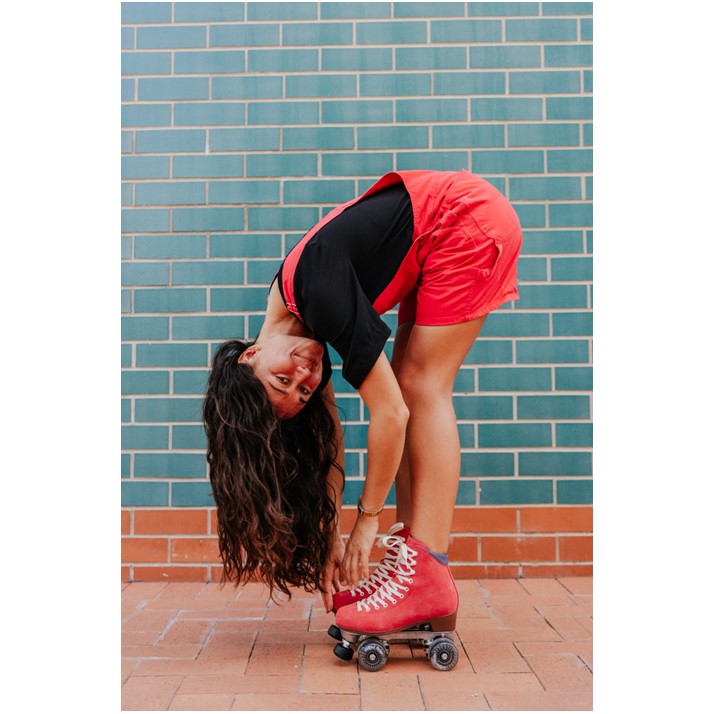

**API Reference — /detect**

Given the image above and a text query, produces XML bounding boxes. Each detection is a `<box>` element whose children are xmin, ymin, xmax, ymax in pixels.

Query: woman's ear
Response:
<box><xmin>237</xmin><ymin>344</ymin><xmax>260</xmax><ymax>364</ymax></box>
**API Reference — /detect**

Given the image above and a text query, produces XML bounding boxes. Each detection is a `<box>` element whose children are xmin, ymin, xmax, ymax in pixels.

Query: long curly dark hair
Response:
<box><xmin>203</xmin><ymin>338</ymin><xmax>343</xmax><ymax>600</ymax></box>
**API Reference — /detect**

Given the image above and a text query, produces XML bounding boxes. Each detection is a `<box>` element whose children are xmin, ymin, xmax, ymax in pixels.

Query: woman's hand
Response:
<box><xmin>340</xmin><ymin>516</ymin><xmax>380</xmax><ymax>589</ymax></box>
<box><xmin>320</xmin><ymin>530</ymin><xmax>345</xmax><ymax>613</ymax></box>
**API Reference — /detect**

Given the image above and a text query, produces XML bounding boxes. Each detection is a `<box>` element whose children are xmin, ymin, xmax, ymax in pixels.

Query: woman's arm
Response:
<box><xmin>340</xmin><ymin>352</ymin><xmax>410</xmax><ymax>588</ymax></box>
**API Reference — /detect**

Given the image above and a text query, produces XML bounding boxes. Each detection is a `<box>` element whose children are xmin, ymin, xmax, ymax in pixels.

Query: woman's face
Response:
<box><xmin>238</xmin><ymin>334</ymin><xmax>324</xmax><ymax>419</ymax></box>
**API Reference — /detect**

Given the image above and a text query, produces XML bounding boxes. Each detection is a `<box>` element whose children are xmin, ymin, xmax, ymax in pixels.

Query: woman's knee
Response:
<box><xmin>397</xmin><ymin>363</ymin><xmax>453</xmax><ymax>409</ymax></box>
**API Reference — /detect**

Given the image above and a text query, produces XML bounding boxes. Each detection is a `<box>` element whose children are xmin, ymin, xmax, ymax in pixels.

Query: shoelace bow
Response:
<box><xmin>347</xmin><ymin>523</ymin><xmax>406</xmax><ymax>597</ymax></box>
<box><xmin>356</xmin><ymin>541</ymin><xmax>418</xmax><ymax>612</ymax></box>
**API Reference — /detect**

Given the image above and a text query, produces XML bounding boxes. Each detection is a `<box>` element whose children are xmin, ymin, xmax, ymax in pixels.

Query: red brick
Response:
<box><xmin>134</xmin><ymin>509</ymin><xmax>209</xmax><ymax>535</ymax></box>
<box><xmin>452</xmin><ymin>564</ymin><xmax>520</xmax><ymax>579</ymax></box>
<box><xmin>523</xmin><ymin>652</ymin><xmax>592</xmax><ymax>690</ymax></box>
<box><xmin>487</xmin><ymin>689</ymin><xmax>592</xmax><ymax>711</ymax></box>
<box><xmin>300</xmin><ymin>654</ymin><xmax>359</xmax><ymax>695</ymax></box>
<box><xmin>132</xmin><ymin>565</ymin><xmax>209</xmax><ymax>581</ymax></box>
<box><xmin>448</xmin><ymin>534</ymin><xmax>478</xmax><ymax>561</ymax></box>
<box><xmin>520</xmin><ymin>506</ymin><xmax>592</xmax><ymax>533</ymax></box>
<box><xmin>245</xmin><ymin>643</ymin><xmax>303</xmax><ymax>676</ymax></box>
<box><xmin>168</xmin><ymin>693</ymin><xmax>235</xmax><ymax>710</ymax></box>
<box><xmin>481</xmin><ymin>536</ymin><xmax>556</xmax><ymax>562</ymax></box>
<box><xmin>417</xmin><ymin>672</ymin><xmax>491</xmax><ymax>710</ymax></box>
<box><xmin>420</xmin><ymin>687</ymin><xmax>490</xmax><ymax>711</ymax></box>
<box><xmin>452</xmin><ymin>506</ymin><xmax>518</xmax><ymax>533</ymax></box>
<box><xmin>469</xmin><ymin>641</ymin><xmax>531</xmax><ymax>673</ymax></box>
<box><xmin>559</xmin><ymin>576</ymin><xmax>593</xmax><ymax>595</ymax></box>
<box><xmin>121</xmin><ymin>675</ymin><xmax>182</xmax><ymax>711</ymax></box>
<box><xmin>559</xmin><ymin>535</ymin><xmax>593</xmax><ymax>561</ymax></box>
<box><xmin>170</xmin><ymin>537</ymin><xmax>220</xmax><ymax>563</ymax></box>
<box><xmin>232</xmin><ymin>693</ymin><xmax>359</xmax><ymax>710</ymax></box>
<box><xmin>360</xmin><ymin>673</ymin><xmax>424</xmax><ymax>711</ymax></box>
<box><xmin>522</xmin><ymin>563</ymin><xmax>592</xmax><ymax>578</ymax></box>
<box><xmin>518</xmin><ymin>578</ymin><xmax>572</xmax><ymax>598</ymax></box>
<box><xmin>122</xmin><ymin>537</ymin><xmax>168</xmax><ymax>563</ymax></box>
<box><xmin>157</xmin><ymin>619</ymin><xmax>213</xmax><ymax>647</ymax></box>
<box><xmin>176</xmin><ymin>672</ymin><xmax>298</xmax><ymax>695</ymax></box>
<box><xmin>122</xmin><ymin>510</ymin><xmax>131</xmax><ymax>535</ymax></box>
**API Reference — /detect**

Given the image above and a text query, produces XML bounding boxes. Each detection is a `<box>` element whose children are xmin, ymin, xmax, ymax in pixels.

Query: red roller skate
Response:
<box><xmin>327</xmin><ymin>523</ymin><xmax>410</xmax><ymax>642</ymax></box>
<box><xmin>332</xmin><ymin>533</ymin><xmax>459</xmax><ymax>672</ymax></box>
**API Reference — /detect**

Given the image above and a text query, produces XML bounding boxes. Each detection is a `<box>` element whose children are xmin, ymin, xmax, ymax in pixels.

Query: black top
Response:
<box><xmin>277</xmin><ymin>183</ymin><xmax>413</xmax><ymax>388</ymax></box>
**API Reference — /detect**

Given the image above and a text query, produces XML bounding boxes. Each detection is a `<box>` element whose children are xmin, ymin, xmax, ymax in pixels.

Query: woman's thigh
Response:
<box><xmin>396</xmin><ymin>317</ymin><xmax>488</xmax><ymax>400</ymax></box>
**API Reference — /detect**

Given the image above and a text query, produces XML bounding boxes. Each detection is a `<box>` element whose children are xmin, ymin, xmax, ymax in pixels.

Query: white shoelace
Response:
<box><xmin>355</xmin><ymin>540</ymin><xmax>418</xmax><ymax>612</ymax></box>
<box><xmin>346</xmin><ymin>523</ymin><xmax>408</xmax><ymax>597</ymax></box>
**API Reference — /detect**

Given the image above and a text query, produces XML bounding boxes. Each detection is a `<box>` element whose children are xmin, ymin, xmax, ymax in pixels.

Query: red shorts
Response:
<box><xmin>373</xmin><ymin>172</ymin><xmax>523</xmax><ymax>327</ymax></box>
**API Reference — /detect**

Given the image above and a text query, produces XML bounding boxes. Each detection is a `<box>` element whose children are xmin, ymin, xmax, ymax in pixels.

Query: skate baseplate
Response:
<box><xmin>328</xmin><ymin>622</ymin><xmax>459</xmax><ymax>671</ymax></box>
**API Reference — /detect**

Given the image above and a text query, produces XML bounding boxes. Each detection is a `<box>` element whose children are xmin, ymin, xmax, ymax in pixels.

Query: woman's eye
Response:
<box><xmin>277</xmin><ymin>376</ymin><xmax>289</xmax><ymax>384</ymax></box>
<box><xmin>300</xmin><ymin>387</ymin><xmax>310</xmax><ymax>396</ymax></box>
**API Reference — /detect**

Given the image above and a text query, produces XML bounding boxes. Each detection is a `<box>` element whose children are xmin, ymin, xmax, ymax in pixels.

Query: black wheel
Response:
<box><xmin>358</xmin><ymin>638</ymin><xmax>389</xmax><ymax>672</ymax></box>
<box><xmin>327</xmin><ymin>624</ymin><xmax>342</xmax><ymax>641</ymax></box>
<box><xmin>428</xmin><ymin>637</ymin><xmax>459</xmax><ymax>671</ymax></box>
<box><xmin>333</xmin><ymin>642</ymin><xmax>354</xmax><ymax>661</ymax></box>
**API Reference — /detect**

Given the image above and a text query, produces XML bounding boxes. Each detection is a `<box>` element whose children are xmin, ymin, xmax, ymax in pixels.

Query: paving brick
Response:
<box><xmin>359</xmin><ymin>672</ymin><xmax>425</xmax><ymax>710</ymax></box>
<box><xmin>230</xmin><ymin>692</ymin><xmax>360</xmax><ymax>710</ymax></box>
<box><xmin>300</xmin><ymin>654</ymin><xmax>360</xmax><ymax>694</ymax></box>
<box><xmin>518</xmin><ymin>577</ymin><xmax>573</xmax><ymax>598</ymax></box>
<box><xmin>157</xmin><ymin>620</ymin><xmax>213</xmax><ymax>647</ymax></box>
<box><xmin>417</xmin><ymin>672</ymin><xmax>491</xmax><ymax>710</ymax></box>
<box><xmin>524</xmin><ymin>652</ymin><xmax>592</xmax><ymax>690</ymax></box>
<box><xmin>177</xmin><ymin>672</ymin><xmax>300</xmax><ymax>695</ymax></box>
<box><xmin>123</xmin><ymin>643</ymin><xmax>203</xmax><ymax>660</ymax></box>
<box><xmin>545</xmin><ymin>615</ymin><xmax>593</xmax><ymax>641</ymax></box>
<box><xmin>121</xmin><ymin>675</ymin><xmax>183</xmax><ymax>711</ymax></box>
<box><xmin>134</xmin><ymin>658</ymin><xmax>250</xmax><ymax>677</ymax></box>
<box><xmin>470</xmin><ymin>671</ymin><xmax>544</xmax><ymax>692</ymax></box>
<box><xmin>486</xmin><ymin>689</ymin><xmax>592</xmax><ymax>711</ymax></box>
<box><xmin>559</xmin><ymin>576</ymin><xmax>593</xmax><ymax>595</ymax></box>
<box><xmin>469</xmin><ymin>641</ymin><xmax>532</xmax><ymax>673</ymax></box>
<box><xmin>168</xmin><ymin>692</ymin><xmax>235</xmax><ymax>710</ymax></box>
<box><xmin>245</xmin><ymin>642</ymin><xmax>304</xmax><ymax>676</ymax></box>
<box><xmin>122</xmin><ymin>577</ymin><xmax>591</xmax><ymax>709</ymax></box>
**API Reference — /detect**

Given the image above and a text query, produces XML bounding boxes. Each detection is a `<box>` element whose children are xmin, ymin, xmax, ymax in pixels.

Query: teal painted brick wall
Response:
<box><xmin>121</xmin><ymin>2</ymin><xmax>593</xmax><ymax>510</ymax></box>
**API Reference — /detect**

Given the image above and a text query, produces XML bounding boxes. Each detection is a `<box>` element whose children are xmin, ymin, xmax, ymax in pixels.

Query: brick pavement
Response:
<box><xmin>121</xmin><ymin>577</ymin><xmax>592</xmax><ymax>711</ymax></box>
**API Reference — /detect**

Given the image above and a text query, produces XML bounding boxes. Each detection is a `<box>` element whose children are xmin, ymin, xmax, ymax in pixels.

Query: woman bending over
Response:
<box><xmin>203</xmin><ymin>170</ymin><xmax>522</xmax><ymax>633</ymax></box>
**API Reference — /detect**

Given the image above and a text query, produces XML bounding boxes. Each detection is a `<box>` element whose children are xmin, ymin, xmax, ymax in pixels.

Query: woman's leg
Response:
<box><xmin>395</xmin><ymin>316</ymin><xmax>488</xmax><ymax>554</ymax></box>
<box><xmin>334</xmin><ymin>316</ymin><xmax>488</xmax><ymax>633</ymax></box>
<box><xmin>390</xmin><ymin>321</ymin><xmax>415</xmax><ymax>525</ymax></box>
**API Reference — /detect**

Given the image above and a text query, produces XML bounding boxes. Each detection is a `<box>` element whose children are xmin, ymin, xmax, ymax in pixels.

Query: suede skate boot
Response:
<box><xmin>332</xmin><ymin>523</ymin><xmax>411</xmax><ymax>612</ymax></box>
<box><xmin>334</xmin><ymin>533</ymin><xmax>459</xmax><ymax>636</ymax></box>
